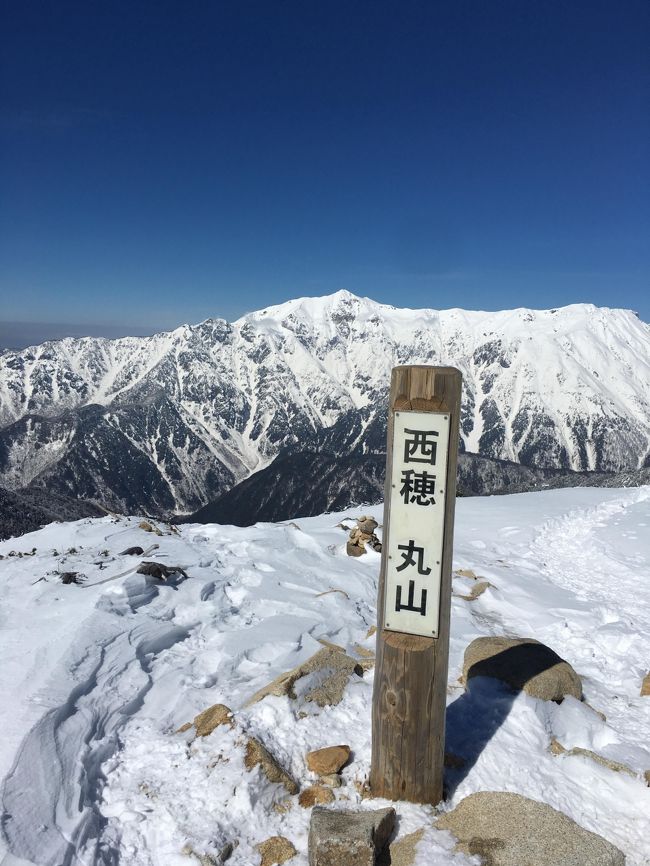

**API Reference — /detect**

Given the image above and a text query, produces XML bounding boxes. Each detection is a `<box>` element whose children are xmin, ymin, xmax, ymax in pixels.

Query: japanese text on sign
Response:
<box><xmin>383</xmin><ymin>410</ymin><xmax>450</xmax><ymax>637</ymax></box>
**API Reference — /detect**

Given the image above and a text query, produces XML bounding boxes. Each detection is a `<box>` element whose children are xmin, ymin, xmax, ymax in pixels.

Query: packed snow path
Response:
<box><xmin>0</xmin><ymin>487</ymin><xmax>649</xmax><ymax>865</ymax></box>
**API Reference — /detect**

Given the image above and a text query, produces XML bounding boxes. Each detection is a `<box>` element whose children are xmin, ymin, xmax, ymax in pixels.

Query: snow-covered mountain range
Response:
<box><xmin>1</xmin><ymin>290</ymin><xmax>649</xmax><ymax>516</ymax></box>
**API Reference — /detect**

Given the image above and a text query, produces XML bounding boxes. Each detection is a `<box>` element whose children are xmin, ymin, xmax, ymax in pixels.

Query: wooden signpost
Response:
<box><xmin>370</xmin><ymin>365</ymin><xmax>462</xmax><ymax>804</ymax></box>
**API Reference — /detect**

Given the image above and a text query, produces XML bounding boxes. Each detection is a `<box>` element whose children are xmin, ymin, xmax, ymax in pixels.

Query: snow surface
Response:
<box><xmin>0</xmin><ymin>486</ymin><xmax>649</xmax><ymax>865</ymax></box>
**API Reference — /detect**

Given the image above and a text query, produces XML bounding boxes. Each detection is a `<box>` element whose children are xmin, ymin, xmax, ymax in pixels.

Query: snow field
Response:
<box><xmin>0</xmin><ymin>486</ymin><xmax>649</xmax><ymax>865</ymax></box>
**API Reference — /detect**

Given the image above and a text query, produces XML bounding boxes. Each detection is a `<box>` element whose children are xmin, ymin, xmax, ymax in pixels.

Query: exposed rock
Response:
<box><xmin>306</xmin><ymin>745</ymin><xmax>350</xmax><ymax>775</ymax></box>
<box><xmin>219</xmin><ymin>843</ymin><xmax>234</xmax><ymax>863</ymax></box>
<box><xmin>351</xmin><ymin>644</ymin><xmax>375</xmax><ymax>672</ymax></box>
<box><xmin>138</xmin><ymin>521</ymin><xmax>154</xmax><ymax>532</ymax></box>
<box><xmin>353</xmin><ymin>644</ymin><xmax>375</xmax><ymax>659</ymax></box>
<box><xmin>245</xmin><ymin>647</ymin><xmax>363</xmax><ymax>708</ymax></box>
<box><xmin>244</xmin><ymin>738</ymin><xmax>299</xmax><ymax>795</ymax></box>
<box><xmin>641</xmin><ymin>672</ymin><xmax>650</xmax><ymax>696</ymax></box>
<box><xmin>462</xmin><ymin>636</ymin><xmax>582</xmax><ymax>701</ymax></box>
<box><xmin>193</xmin><ymin>704</ymin><xmax>234</xmax><ymax>737</ymax></box>
<box><xmin>353</xmin><ymin>778</ymin><xmax>373</xmax><ymax>800</ymax></box>
<box><xmin>346</xmin><ymin>516</ymin><xmax>382</xmax><ymax>557</ymax></box>
<box><xmin>308</xmin><ymin>806</ymin><xmax>395</xmax><ymax>866</ymax></box>
<box><xmin>583</xmin><ymin>701</ymin><xmax>607</xmax><ymax>721</ymax></box>
<box><xmin>176</xmin><ymin>721</ymin><xmax>193</xmax><ymax>734</ymax></box>
<box><xmin>319</xmin><ymin>773</ymin><xmax>341</xmax><ymax>788</ymax></box>
<box><xmin>257</xmin><ymin>836</ymin><xmax>297</xmax><ymax>866</ymax></box>
<box><xmin>366</xmin><ymin>625</ymin><xmax>377</xmax><ymax>638</ymax></box>
<box><xmin>456</xmin><ymin>580</ymin><xmax>491</xmax><ymax>601</ymax></box>
<box><xmin>59</xmin><ymin>571</ymin><xmax>85</xmax><ymax>585</ymax></box>
<box><xmin>298</xmin><ymin>785</ymin><xmax>336</xmax><ymax>808</ymax></box>
<box><xmin>182</xmin><ymin>842</ymin><xmax>234</xmax><ymax>865</ymax></box>
<box><xmin>455</xmin><ymin>568</ymin><xmax>478</xmax><ymax>579</ymax></box>
<box><xmin>357</xmin><ymin>516</ymin><xmax>378</xmax><ymax>534</ymax></box>
<box><xmin>645</xmin><ymin>769</ymin><xmax>650</xmax><ymax>786</ymax></box>
<box><xmin>549</xmin><ymin>739</ymin><xmax>636</xmax><ymax>776</ymax></box>
<box><xmin>380</xmin><ymin>829</ymin><xmax>425</xmax><ymax>866</ymax></box>
<box><xmin>137</xmin><ymin>560</ymin><xmax>189</xmax><ymax>580</ymax></box>
<box><xmin>120</xmin><ymin>545</ymin><xmax>144</xmax><ymax>556</ymax></box>
<box><xmin>436</xmin><ymin>791</ymin><xmax>624</xmax><ymax>866</ymax></box>
<box><xmin>317</xmin><ymin>637</ymin><xmax>346</xmax><ymax>652</ymax></box>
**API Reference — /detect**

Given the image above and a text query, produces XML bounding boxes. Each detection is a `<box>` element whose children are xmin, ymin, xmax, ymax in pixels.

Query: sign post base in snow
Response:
<box><xmin>370</xmin><ymin>365</ymin><xmax>462</xmax><ymax>804</ymax></box>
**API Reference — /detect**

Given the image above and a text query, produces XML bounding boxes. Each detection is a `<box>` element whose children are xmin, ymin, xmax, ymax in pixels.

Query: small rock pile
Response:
<box><xmin>298</xmin><ymin>744</ymin><xmax>352</xmax><ymax>808</ymax></box>
<box><xmin>346</xmin><ymin>516</ymin><xmax>381</xmax><ymax>557</ymax></box>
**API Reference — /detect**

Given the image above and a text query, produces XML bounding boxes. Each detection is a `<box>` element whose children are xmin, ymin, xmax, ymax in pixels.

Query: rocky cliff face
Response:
<box><xmin>1</xmin><ymin>291</ymin><xmax>648</xmax><ymax>516</ymax></box>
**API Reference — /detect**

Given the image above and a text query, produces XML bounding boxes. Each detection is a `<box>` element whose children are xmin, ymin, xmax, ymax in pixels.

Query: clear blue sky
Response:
<box><xmin>1</xmin><ymin>0</ymin><xmax>649</xmax><ymax>340</ymax></box>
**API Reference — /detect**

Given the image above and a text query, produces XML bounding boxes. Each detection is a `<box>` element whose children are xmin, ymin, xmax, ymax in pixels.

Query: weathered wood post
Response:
<box><xmin>370</xmin><ymin>365</ymin><xmax>462</xmax><ymax>804</ymax></box>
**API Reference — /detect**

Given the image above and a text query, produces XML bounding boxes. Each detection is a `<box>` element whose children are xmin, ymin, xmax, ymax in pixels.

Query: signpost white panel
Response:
<box><xmin>382</xmin><ymin>409</ymin><xmax>450</xmax><ymax>638</ymax></box>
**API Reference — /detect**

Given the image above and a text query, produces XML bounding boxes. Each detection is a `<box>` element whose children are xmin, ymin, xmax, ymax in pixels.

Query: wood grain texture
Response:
<box><xmin>370</xmin><ymin>365</ymin><xmax>462</xmax><ymax>804</ymax></box>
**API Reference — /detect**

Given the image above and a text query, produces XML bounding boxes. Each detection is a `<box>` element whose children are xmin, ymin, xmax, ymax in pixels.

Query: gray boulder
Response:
<box><xmin>245</xmin><ymin>647</ymin><xmax>363</xmax><ymax>709</ymax></box>
<box><xmin>308</xmin><ymin>806</ymin><xmax>395</xmax><ymax>866</ymax></box>
<box><xmin>436</xmin><ymin>792</ymin><xmax>624</xmax><ymax>866</ymax></box>
<box><xmin>462</xmin><ymin>636</ymin><xmax>582</xmax><ymax>701</ymax></box>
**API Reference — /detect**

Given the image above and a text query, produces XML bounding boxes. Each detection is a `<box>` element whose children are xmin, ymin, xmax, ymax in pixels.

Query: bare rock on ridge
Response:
<box><xmin>245</xmin><ymin>738</ymin><xmax>299</xmax><ymax>795</ymax></box>
<box><xmin>436</xmin><ymin>792</ymin><xmax>624</xmax><ymax>866</ymax></box>
<box><xmin>245</xmin><ymin>647</ymin><xmax>363</xmax><ymax>708</ymax></box>
<box><xmin>462</xmin><ymin>636</ymin><xmax>582</xmax><ymax>702</ymax></box>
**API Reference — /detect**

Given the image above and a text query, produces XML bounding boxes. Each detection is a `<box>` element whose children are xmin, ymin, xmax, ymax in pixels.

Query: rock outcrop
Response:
<box><xmin>462</xmin><ymin>636</ymin><xmax>582</xmax><ymax>701</ymax></box>
<box><xmin>244</xmin><ymin>738</ymin><xmax>299</xmax><ymax>795</ymax></box>
<box><xmin>245</xmin><ymin>647</ymin><xmax>363</xmax><ymax>708</ymax></box>
<box><xmin>436</xmin><ymin>792</ymin><xmax>624</xmax><ymax>866</ymax></box>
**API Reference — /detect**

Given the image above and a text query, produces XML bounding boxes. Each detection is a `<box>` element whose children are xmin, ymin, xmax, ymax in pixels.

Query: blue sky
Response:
<box><xmin>1</xmin><ymin>0</ymin><xmax>649</xmax><ymax>341</ymax></box>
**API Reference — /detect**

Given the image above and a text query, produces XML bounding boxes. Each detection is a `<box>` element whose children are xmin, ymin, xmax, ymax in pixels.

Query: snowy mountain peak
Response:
<box><xmin>236</xmin><ymin>291</ymin><xmax>647</xmax><ymax>345</ymax></box>
<box><xmin>236</xmin><ymin>288</ymin><xmax>375</xmax><ymax>327</ymax></box>
<box><xmin>0</xmin><ymin>292</ymin><xmax>648</xmax><ymax>516</ymax></box>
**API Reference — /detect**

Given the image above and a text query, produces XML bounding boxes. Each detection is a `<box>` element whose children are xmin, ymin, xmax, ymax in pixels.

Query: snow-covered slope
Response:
<box><xmin>1</xmin><ymin>291</ymin><xmax>649</xmax><ymax>514</ymax></box>
<box><xmin>0</xmin><ymin>487</ymin><xmax>649</xmax><ymax>864</ymax></box>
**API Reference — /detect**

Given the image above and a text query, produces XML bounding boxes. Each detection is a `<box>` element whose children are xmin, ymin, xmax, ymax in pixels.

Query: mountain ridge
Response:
<box><xmin>187</xmin><ymin>449</ymin><xmax>650</xmax><ymax>527</ymax></box>
<box><xmin>1</xmin><ymin>291</ymin><xmax>648</xmax><ymax>516</ymax></box>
